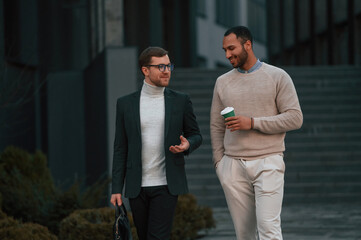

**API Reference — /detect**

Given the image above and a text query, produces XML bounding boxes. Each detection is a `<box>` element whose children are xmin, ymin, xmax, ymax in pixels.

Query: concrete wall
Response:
<box><xmin>315</xmin><ymin>0</ymin><xmax>328</xmax><ymax>34</ymax></box>
<box><xmin>0</xmin><ymin>0</ymin><xmax>3</xmax><ymax>59</ymax></box>
<box><xmin>47</xmin><ymin>47</ymin><xmax>137</xmax><ymax>188</ymax></box>
<box><xmin>0</xmin><ymin>66</ymin><xmax>37</xmax><ymax>152</ymax></box>
<box><xmin>84</xmin><ymin>47</ymin><xmax>137</xmax><ymax>185</ymax></box>
<box><xmin>197</xmin><ymin>16</ymin><xmax>230</xmax><ymax>68</ymax></box>
<box><xmin>47</xmin><ymin>71</ymin><xmax>85</xmax><ymax>187</ymax></box>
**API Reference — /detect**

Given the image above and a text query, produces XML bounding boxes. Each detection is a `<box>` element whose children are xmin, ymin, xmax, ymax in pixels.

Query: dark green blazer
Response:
<box><xmin>111</xmin><ymin>88</ymin><xmax>202</xmax><ymax>198</ymax></box>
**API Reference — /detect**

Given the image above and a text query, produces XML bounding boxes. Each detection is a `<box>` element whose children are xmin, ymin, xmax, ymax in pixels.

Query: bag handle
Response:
<box><xmin>114</xmin><ymin>204</ymin><xmax>132</xmax><ymax>240</ymax></box>
<box><xmin>115</xmin><ymin>204</ymin><xmax>127</xmax><ymax>218</ymax></box>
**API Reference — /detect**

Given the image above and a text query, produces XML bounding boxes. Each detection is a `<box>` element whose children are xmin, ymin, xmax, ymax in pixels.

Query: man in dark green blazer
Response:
<box><xmin>110</xmin><ymin>47</ymin><xmax>202</xmax><ymax>240</ymax></box>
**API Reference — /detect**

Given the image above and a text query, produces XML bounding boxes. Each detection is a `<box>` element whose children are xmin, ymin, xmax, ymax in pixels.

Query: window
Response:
<box><xmin>197</xmin><ymin>0</ymin><xmax>207</xmax><ymax>17</ymax></box>
<box><xmin>216</xmin><ymin>0</ymin><xmax>237</xmax><ymax>27</ymax></box>
<box><xmin>247</xmin><ymin>0</ymin><xmax>267</xmax><ymax>43</ymax></box>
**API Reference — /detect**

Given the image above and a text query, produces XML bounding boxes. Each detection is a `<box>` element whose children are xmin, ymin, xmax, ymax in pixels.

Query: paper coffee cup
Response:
<box><xmin>221</xmin><ymin>107</ymin><xmax>235</xmax><ymax>119</ymax></box>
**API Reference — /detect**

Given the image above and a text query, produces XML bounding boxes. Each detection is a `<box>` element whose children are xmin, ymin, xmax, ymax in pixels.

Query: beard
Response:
<box><xmin>234</xmin><ymin>45</ymin><xmax>248</xmax><ymax>69</ymax></box>
<box><xmin>149</xmin><ymin>75</ymin><xmax>170</xmax><ymax>87</ymax></box>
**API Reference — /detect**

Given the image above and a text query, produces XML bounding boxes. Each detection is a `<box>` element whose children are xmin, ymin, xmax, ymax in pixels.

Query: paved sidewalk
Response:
<box><xmin>198</xmin><ymin>202</ymin><xmax>361</xmax><ymax>240</ymax></box>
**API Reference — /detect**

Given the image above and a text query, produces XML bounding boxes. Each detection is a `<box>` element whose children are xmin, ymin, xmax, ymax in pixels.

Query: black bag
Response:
<box><xmin>113</xmin><ymin>204</ymin><xmax>132</xmax><ymax>240</ymax></box>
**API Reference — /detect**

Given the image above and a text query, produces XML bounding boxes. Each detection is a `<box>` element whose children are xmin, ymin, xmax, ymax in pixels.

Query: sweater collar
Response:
<box><xmin>238</xmin><ymin>59</ymin><xmax>262</xmax><ymax>74</ymax></box>
<box><xmin>141</xmin><ymin>80</ymin><xmax>165</xmax><ymax>97</ymax></box>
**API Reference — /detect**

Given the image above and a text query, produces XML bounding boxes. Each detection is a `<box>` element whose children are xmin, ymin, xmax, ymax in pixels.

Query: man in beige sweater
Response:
<box><xmin>210</xmin><ymin>26</ymin><xmax>303</xmax><ymax>240</ymax></box>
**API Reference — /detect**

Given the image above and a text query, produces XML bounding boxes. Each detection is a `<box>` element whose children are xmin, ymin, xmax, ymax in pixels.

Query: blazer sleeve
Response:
<box><xmin>111</xmin><ymin>98</ymin><xmax>128</xmax><ymax>194</ymax></box>
<box><xmin>182</xmin><ymin>94</ymin><xmax>202</xmax><ymax>155</ymax></box>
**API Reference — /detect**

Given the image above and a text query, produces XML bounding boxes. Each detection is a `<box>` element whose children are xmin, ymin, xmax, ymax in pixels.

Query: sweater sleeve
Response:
<box><xmin>210</xmin><ymin>81</ymin><xmax>226</xmax><ymax>165</ymax></box>
<box><xmin>253</xmin><ymin>72</ymin><xmax>303</xmax><ymax>134</ymax></box>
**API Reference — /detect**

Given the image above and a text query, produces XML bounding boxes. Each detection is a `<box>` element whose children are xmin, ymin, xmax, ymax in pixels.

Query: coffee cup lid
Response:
<box><xmin>221</xmin><ymin>107</ymin><xmax>234</xmax><ymax>115</ymax></box>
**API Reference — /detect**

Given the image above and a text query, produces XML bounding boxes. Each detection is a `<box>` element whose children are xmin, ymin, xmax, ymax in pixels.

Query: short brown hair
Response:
<box><xmin>138</xmin><ymin>47</ymin><xmax>168</xmax><ymax>72</ymax></box>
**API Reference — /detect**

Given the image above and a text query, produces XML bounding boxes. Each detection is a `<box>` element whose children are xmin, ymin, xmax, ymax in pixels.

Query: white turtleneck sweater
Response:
<box><xmin>140</xmin><ymin>81</ymin><xmax>167</xmax><ymax>187</ymax></box>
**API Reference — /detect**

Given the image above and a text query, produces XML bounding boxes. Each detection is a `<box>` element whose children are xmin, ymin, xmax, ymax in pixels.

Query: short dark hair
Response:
<box><xmin>224</xmin><ymin>26</ymin><xmax>253</xmax><ymax>45</ymax></box>
<box><xmin>138</xmin><ymin>47</ymin><xmax>168</xmax><ymax>71</ymax></box>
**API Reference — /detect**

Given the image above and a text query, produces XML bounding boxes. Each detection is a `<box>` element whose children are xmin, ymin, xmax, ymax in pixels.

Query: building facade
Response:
<box><xmin>196</xmin><ymin>0</ymin><xmax>267</xmax><ymax>68</ymax></box>
<box><xmin>120</xmin><ymin>0</ymin><xmax>267</xmax><ymax>68</ymax></box>
<box><xmin>267</xmin><ymin>0</ymin><xmax>361</xmax><ymax>66</ymax></box>
<box><xmin>0</xmin><ymin>0</ymin><xmax>267</xmax><ymax>187</ymax></box>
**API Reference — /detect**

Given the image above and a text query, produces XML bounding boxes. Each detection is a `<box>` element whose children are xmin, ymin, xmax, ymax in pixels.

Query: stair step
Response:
<box><xmin>284</xmin><ymin>182</ymin><xmax>361</xmax><ymax>194</ymax></box>
<box><xmin>286</xmin><ymin>135</ymin><xmax>361</xmax><ymax>143</ymax></box>
<box><xmin>285</xmin><ymin>171</ymin><xmax>361</xmax><ymax>183</ymax></box>
<box><xmin>291</xmin><ymin>124</ymin><xmax>361</xmax><ymax>134</ymax></box>
<box><xmin>284</xmin><ymin>151</ymin><xmax>361</xmax><ymax>161</ymax></box>
<box><xmin>283</xmin><ymin>192</ymin><xmax>361</xmax><ymax>204</ymax></box>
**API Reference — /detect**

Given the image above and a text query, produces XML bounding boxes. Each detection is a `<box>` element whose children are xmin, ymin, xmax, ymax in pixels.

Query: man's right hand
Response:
<box><xmin>110</xmin><ymin>193</ymin><xmax>122</xmax><ymax>207</ymax></box>
<box><xmin>225</xmin><ymin>115</ymin><xmax>252</xmax><ymax>131</ymax></box>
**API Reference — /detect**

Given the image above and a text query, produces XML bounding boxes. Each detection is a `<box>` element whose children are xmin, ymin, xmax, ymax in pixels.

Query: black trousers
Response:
<box><xmin>129</xmin><ymin>185</ymin><xmax>178</xmax><ymax>240</ymax></box>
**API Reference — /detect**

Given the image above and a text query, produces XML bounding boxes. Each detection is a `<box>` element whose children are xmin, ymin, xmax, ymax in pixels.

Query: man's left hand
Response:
<box><xmin>169</xmin><ymin>135</ymin><xmax>190</xmax><ymax>153</ymax></box>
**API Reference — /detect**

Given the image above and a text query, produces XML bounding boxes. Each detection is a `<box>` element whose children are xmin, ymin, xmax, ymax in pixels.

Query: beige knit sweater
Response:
<box><xmin>210</xmin><ymin>63</ymin><xmax>303</xmax><ymax>164</ymax></box>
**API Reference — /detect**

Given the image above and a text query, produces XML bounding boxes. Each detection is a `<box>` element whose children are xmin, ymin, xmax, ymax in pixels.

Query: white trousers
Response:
<box><xmin>216</xmin><ymin>154</ymin><xmax>285</xmax><ymax>240</ymax></box>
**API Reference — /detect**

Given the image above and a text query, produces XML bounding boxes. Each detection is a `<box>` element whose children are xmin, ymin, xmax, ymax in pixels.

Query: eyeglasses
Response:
<box><xmin>145</xmin><ymin>64</ymin><xmax>174</xmax><ymax>72</ymax></box>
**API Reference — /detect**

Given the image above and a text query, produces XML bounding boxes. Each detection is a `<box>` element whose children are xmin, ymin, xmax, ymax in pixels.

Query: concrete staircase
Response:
<box><xmin>169</xmin><ymin>66</ymin><xmax>361</xmax><ymax>207</ymax></box>
<box><xmin>282</xmin><ymin>66</ymin><xmax>361</xmax><ymax>204</ymax></box>
<box><xmin>169</xmin><ymin>69</ymin><xmax>228</xmax><ymax>207</ymax></box>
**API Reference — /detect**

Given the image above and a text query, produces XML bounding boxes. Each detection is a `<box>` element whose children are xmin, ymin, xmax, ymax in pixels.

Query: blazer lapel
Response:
<box><xmin>164</xmin><ymin>88</ymin><xmax>174</xmax><ymax>137</ymax></box>
<box><xmin>133</xmin><ymin>91</ymin><xmax>141</xmax><ymax>136</ymax></box>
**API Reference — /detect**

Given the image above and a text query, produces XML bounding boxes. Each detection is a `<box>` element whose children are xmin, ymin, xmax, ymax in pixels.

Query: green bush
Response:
<box><xmin>59</xmin><ymin>207</ymin><xmax>113</xmax><ymax>240</ymax></box>
<box><xmin>0</xmin><ymin>203</ymin><xmax>17</xmax><ymax>228</ymax></box>
<box><xmin>0</xmin><ymin>221</ymin><xmax>58</xmax><ymax>240</ymax></box>
<box><xmin>0</xmin><ymin>214</ymin><xmax>18</xmax><ymax>229</ymax></box>
<box><xmin>45</xmin><ymin>178</ymin><xmax>111</xmax><ymax>234</ymax></box>
<box><xmin>171</xmin><ymin>194</ymin><xmax>215</xmax><ymax>240</ymax></box>
<box><xmin>0</xmin><ymin>146</ymin><xmax>110</xmax><ymax>235</ymax></box>
<box><xmin>127</xmin><ymin>212</ymin><xmax>139</xmax><ymax>240</ymax></box>
<box><xmin>0</xmin><ymin>146</ymin><xmax>56</xmax><ymax>223</ymax></box>
<box><xmin>59</xmin><ymin>207</ymin><xmax>138</xmax><ymax>240</ymax></box>
<box><xmin>0</xmin><ymin>206</ymin><xmax>57</xmax><ymax>240</ymax></box>
<box><xmin>0</xmin><ymin>146</ymin><xmax>215</xmax><ymax>239</ymax></box>
<box><xmin>59</xmin><ymin>194</ymin><xmax>215</xmax><ymax>240</ymax></box>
